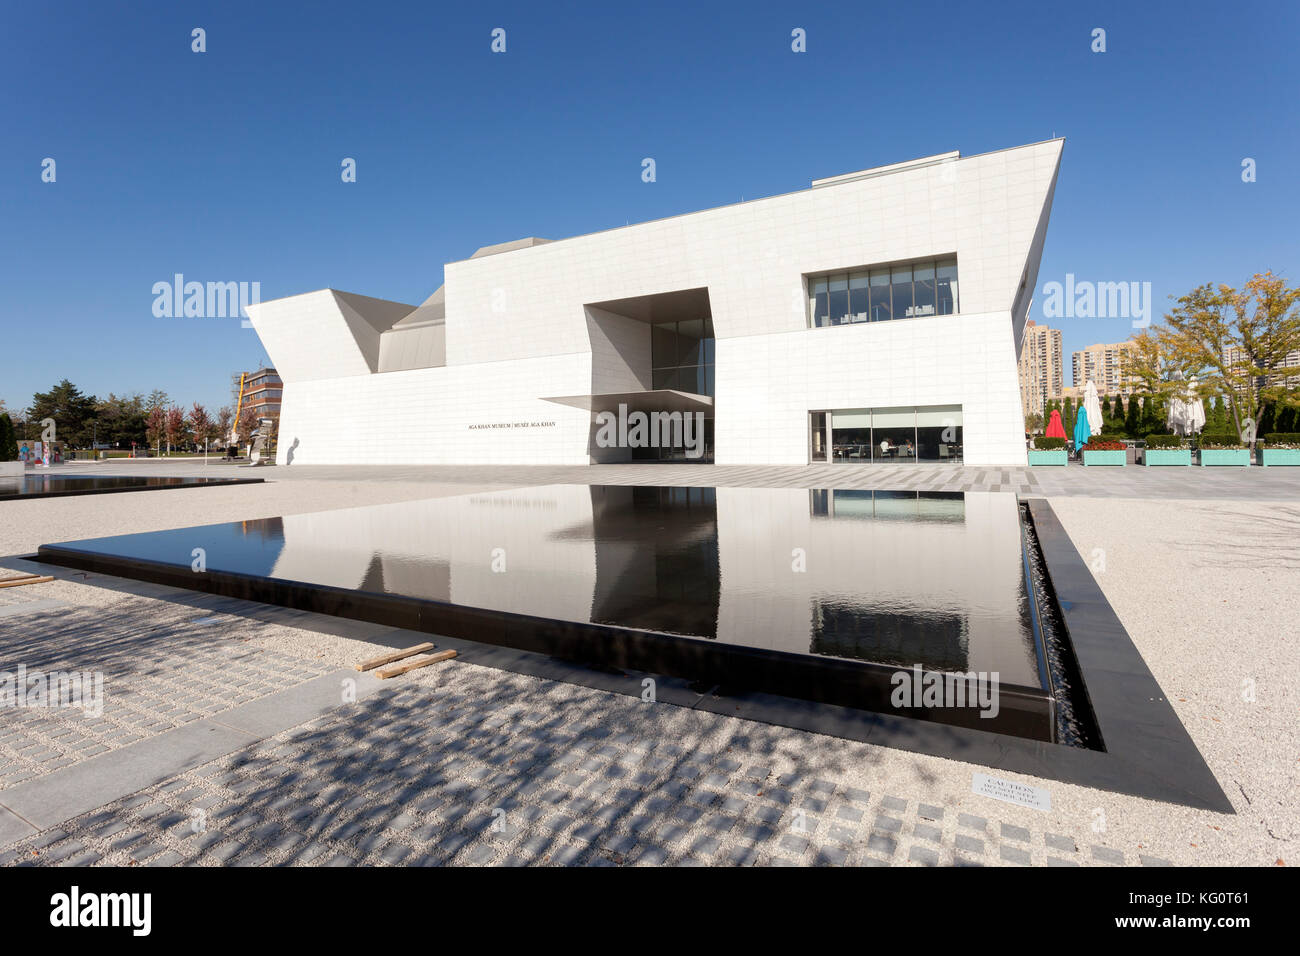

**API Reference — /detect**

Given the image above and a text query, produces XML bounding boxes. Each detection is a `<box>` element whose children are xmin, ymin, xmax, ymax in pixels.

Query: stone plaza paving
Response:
<box><xmin>1</xmin><ymin>461</ymin><xmax>1296</xmax><ymax>866</ymax></box>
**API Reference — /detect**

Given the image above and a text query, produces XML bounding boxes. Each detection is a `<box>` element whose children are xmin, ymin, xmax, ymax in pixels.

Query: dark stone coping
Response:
<box><xmin>0</xmin><ymin>476</ymin><xmax>264</xmax><ymax>501</ymax></box>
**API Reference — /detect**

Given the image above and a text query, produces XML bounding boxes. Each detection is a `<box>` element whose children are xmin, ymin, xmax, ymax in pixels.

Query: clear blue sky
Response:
<box><xmin>2</xmin><ymin>0</ymin><xmax>1296</xmax><ymax>413</ymax></box>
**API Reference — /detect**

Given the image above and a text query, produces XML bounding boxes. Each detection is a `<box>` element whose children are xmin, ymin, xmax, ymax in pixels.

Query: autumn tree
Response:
<box><xmin>216</xmin><ymin>406</ymin><xmax>234</xmax><ymax>444</ymax></box>
<box><xmin>188</xmin><ymin>403</ymin><xmax>216</xmax><ymax>449</ymax></box>
<box><xmin>145</xmin><ymin>405</ymin><xmax>166</xmax><ymax>453</ymax></box>
<box><xmin>235</xmin><ymin>406</ymin><xmax>259</xmax><ymax>446</ymax></box>
<box><xmin>164</xmin><ymin>406</ymin><xmax>188</xmax><ymax>453</ymax></box>
<box><xmin>1160</xmin><ymin>273</ymin><xmax>1300</xmax><ymax>446</ymax></box>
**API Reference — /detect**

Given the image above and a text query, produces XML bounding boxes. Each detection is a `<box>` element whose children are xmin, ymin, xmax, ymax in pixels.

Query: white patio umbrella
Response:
<box><xmin>1167</xmin><ymin>394</ymin><xmax>1189</xmax><ymax>436</ymax></box>
<box><xmin>1083</xmin><ymin>380</ymin><xmax>1104</xmax><ymax>437</ymax></box>
<box><xmin>1185</xmin><ymin>376</ymin><xmax>1206</xmax><ymax>434</ymax></box>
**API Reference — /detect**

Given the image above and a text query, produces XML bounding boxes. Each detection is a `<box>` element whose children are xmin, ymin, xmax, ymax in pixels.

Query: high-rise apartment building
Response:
<box><xmin>1072</xmin><ymin>341</ymin><xmax>1137</xmax><ymax>396</ymax></box>
<box><xmin>1018</xmin><ymin>320</ymin><xmax>1064</xmax><ymax>419</ymax></box>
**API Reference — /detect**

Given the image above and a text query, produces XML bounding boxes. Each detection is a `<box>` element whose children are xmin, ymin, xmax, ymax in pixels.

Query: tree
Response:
<box><xmin>145</xmin><ymin>405</ymin><xmax>166</xmax><ymax>453</ymax></box>
<box><xmin>1025</xmin><ymin>412</ymin><xmax>1043</xmax><ymax>435</ymax></box>
<box><xmin>1276</xmin><ymin>400</ymin><xmax>1298</xmax><ymax>433</ymax></box>
<box><xmin>1124</xmin><ymin>393</ymin><xmax>1141</xmax><ymax>437</ymax></box>
<box><xmin>0</xmin><ymin>413</ymin><xmax>17</xmax><ymax>462</ymax></box>
<box><xmin>189</xmin><ymin>403</ymin><xmax>215</xmax><ymax>449</ymax></box>
<box><xmin>235</xmin><ymin>406</ymin><xmax>258</xmax><ymax>446</ymax></box>
<box><xmin>25</xmin><ymin>379</ymin><xmax>98</xmax><ymax>447</ymax></box>
<box><xmin>1258</xmin><ymin>402</ymin><xmax>1277</xmax><ymax>437</ymax></box>
<box><xmin>1142</xmin><ymin>393</ymin><xmax>1166</xmax><ymax>435</ymax></box>
<box><xmin>164</xmin><ymin>406</ymin><xmax>188</xmax><ymax>453</ymax></box>
<box><xmin>1160</xmin><ymin>273</ymin><xmax>1300</xmax><ymax>447</ymax></box>
<box><xmin>95</xmin><ymin>393</ymin><xmax>147</xmax><ymax>448</ymax></box>
<box><xmin>216</xmin><ymin>406</ymin><xmax>234</xmax><ymax>444</ymax></box>
<box><xmin>1062</xmin><ymin>396</ymin><xmax>1075</xmax><ymax>438</ymax></box>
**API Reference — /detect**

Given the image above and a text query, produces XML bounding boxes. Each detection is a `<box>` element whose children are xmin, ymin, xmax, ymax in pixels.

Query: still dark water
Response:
<box><xmin>41</xmin><ymin>484</ymin><xmax>1045</xmax><ymax>690</ymax></box>
<box><xmin>1</xmin><ymin>474</ymin><xmax>259</xmax><ymax>499</ymax></box>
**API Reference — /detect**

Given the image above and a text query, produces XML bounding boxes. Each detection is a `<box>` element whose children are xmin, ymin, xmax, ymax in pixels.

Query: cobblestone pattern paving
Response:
<box><xmin>0</xmin><ymin>666</ymin><xmax>1170</xmax><ymax>867</ymax></box>
<box><xmin>0</xmin><ymin>592</ymin><xmax>328</xmax><ymax>790</ymax></box>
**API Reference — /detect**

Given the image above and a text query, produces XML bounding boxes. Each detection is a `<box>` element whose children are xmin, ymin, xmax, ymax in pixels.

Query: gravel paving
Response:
<box><xmin>0</xmin><ymin>462</ymin><xmax>1294</xmax><ymax>866</ymax></box>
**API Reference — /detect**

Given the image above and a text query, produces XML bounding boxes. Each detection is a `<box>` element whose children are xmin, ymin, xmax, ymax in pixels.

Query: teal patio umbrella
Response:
<box><xmin>1072</xmin><ymin>406</ymin><xmax>1091</xmax><ymax>447</ymax></box>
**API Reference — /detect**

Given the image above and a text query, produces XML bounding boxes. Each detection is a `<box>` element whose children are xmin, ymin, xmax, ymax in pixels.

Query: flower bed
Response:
<box><xmin>1199</xmin><ymin>431</ymin><xmax>1249</xmax><ymax>466</ymax></box>
<box><xmin>1082</xmin><ymin>436</ymin><xmax>1126</xmax><ymax>466</ymax></box>
<box><xmin>1028</xmin><ymin>436</ymin><xmax>1067</xmax><ymax>465</ymax></box>
<box><xmin>1028</xmin><ymin>449</ymin><xmax>1067</xmax><ymax>465</ymax></box>
<box><xmin>1259</xmin><ymin>433</ymin><xmax>1300</xmax><ymax>466</ymax></box>
<box><xmin>1144</xmin><ymin>433</ymin><xmax>1190</xmax><ymax>466</ymax></box>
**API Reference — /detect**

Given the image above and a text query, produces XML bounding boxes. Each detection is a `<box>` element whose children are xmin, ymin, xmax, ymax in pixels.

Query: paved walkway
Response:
<box><xmin>0</xmin><ymin>578</ymin><xmax>1164</xmax><ymax>868</ymax></box>
<box><xmin>45</xmin><ymin>458</ymin><xmax>1300</xmax><ymax>499</ymax></box>
<box><xmin>2</xmin><ymin>462</ymin><xmax>1290</xmax><ymax>867</ymax></box>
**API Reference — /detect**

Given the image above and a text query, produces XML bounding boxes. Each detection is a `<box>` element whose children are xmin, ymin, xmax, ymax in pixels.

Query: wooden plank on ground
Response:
<box><xmin>375</xmin><ymin>649</ymin><xmax>458</xmax><ymax>680</ymax></box>
<box><xmin>355</xmin><ymin>641</ymin><xmax>435</xmax><ymax>672</ymax></box>
<box><xmin>0</xmin><ymin>575</ymin><xmax>54</xmax><ymax>589</ymax></box>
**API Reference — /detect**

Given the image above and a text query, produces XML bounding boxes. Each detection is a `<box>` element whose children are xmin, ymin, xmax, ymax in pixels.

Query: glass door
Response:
<box><xmin>809</xmin><ymin>411</ymin><xmax>829</xmax><ymax>462</ymax></box>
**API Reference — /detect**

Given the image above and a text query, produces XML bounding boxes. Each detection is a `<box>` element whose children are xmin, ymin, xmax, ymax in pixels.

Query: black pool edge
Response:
<box><xmin>29</xmin><ymin>496</ymin><xmax>1234</xmax><ymax>813</ymax></box>
<box><xmin>31</xmin><ymin>543</ymin><xmax>1054</xmax><ymax>742</ymax></box>
<box><xmin>1021</xmin><ymin>498</ymin><xmax>1233</xmax><ymax>813</ymax></box>
<box><xmin>0</xmin><ymin>476</ymin><xmax>265</xmax><ymax>501</ymax></box>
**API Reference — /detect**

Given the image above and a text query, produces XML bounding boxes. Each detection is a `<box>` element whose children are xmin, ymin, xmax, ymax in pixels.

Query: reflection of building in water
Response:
<box><xmin>263</xmin><ymin>485</ymin><xmax>1039</xmax><ymax>686</ymax></box>
<box><xmin>588</xmin><ymin>486</ymin><xmax>720</xmax><ymax>636</ymax></box>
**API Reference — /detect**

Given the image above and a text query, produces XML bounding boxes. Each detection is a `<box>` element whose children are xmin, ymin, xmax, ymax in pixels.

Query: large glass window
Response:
<box><xmin>913</xmin><ymin>262</ymin><xmax>936</xmax><ymax>318</ymax></box>
<box><xmin>848</xmin><ymin>272</ymin><xmax>869</xmax><ymax>323</ymax></box>
<box><xmin>652</xmin><ymin>317</ymin><xmax>714</xmax><ymax>398</ymax></box>
<box><xmin>869</xmin><ymin>269</ymin><xmax>892</xmax><ymax>322</ymax></box>
<box><xmin>829</xmin><ymin>409</ymin><xmax>871</xmax><ymax>462</ymax></box>
<box><xmin>828</xmin><ymin>274</ymin><xmax>850</xmax><ymax>326</ymax></box>
<box><xmin>812</xmin><ymin>405</ymin><xmax>963</xmax><ymax>464</ymax></box>
<box><xmin>890</xmin><ymin>265</ymin><xmax>914</xmax><ymax>320</ymax></box>
<box><xmin>810</xmin><ymin>277</ymin><xmax>829</xmax><ymax>328</ymax></box>
<box><xmin>806</xmin><ymin>256</ymin><xmax>958</xmax><ymax>327</ymax></box>
<box><xmin>677</xmin><ymin>318</ymin><xmax>705</xmax><ymax>364</ymax></box>
<box><xmin>916</xmin><ymin>405</ymin><xmax>963</xmax><ymax>462</ymax></box>
<box><xmin>936</xmin><ymin>258</ymin><xmax>958</xmax><ymax>314</ymax></box>
<box><xmin>871</xmin><ymin>407</ymin><xmax>916</xmax><ymax>461</ymax></box>
<box><xmin>646</xmin><ymin>316</ymin><xmax>716</xmax><ymax>462</ymax></box>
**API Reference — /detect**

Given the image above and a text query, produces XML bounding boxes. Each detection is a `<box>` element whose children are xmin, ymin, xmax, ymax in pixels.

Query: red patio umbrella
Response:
<box><xmin>1045</xmin><ymin>409</ymin><xmax>1067</xmax><ymax>439</ymax></box>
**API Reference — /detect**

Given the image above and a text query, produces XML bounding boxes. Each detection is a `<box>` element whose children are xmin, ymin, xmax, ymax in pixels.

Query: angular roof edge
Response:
<box><xmin>448</xmin><ymin>138</ymin><xmax>1065</xmax><ymax>264</ymax></box>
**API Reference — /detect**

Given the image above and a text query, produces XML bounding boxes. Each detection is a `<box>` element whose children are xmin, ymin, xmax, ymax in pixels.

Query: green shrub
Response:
<box><xmin>1035</xmin><ymin>436</ymin><xmax>1066</xmax><ymax>450</ymax></box>
<box><xmin>1199</xmin><ymin>431</ymin><xmax>1244</xmax><ymax>449</ymax></box>
<box><xmin>1145</xmin><ymin>433</ymin><xmax>1187</xmax><ymax>449</ymax></box>
<box><xmin>0</xmin><ymin>414</ymin><xmax>17</xmax><ymax>462</ymax></box>
<box><xmin>1263</xmin><ymin>433</ymin><xmax>1300</xmax><ymax>448</ymax></box>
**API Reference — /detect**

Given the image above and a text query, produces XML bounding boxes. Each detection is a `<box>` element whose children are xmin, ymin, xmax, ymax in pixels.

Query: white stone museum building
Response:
<box><xmin>246</xmin><ymin>138</ymin><xmax>1063</xmax><ymax>467</ymax></box>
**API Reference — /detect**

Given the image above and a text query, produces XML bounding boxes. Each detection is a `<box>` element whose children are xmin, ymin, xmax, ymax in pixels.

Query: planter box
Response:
<box><xmin>1200</xmin><ymin>448</ymin><xmax>1250</xmax><ymax>466</ymax></box>
<box><xmin>1082</xmin><ymin>450</ymin><xmax>1126</xmax><ymax>466</ymax></box>
<box><xmin>1027</xmin><ymin>449</ymin><xmax>1067</xmax><ymax>466</ymax></box>
<box><xmin>1144</xmin><ymin>448</ymin><xmax>1192</xmax><ymax>466</ymax></box>
<box><xmin>1258</xmin><ymin>448</ymin><xmax>1300</xmax><ymax>466</ymax></box>
<box><xmin>0</xmin><ymin>461</ymin><xmax>24</xmax><ymax>479</ymax></box>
